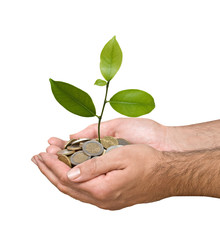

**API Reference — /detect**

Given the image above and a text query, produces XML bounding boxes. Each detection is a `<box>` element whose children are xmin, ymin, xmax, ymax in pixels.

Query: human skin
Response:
<box><xmin>32</xmin><ymin>145</ymin><xmax>220</xmax><ymax>210</ymax></box>
<box><xmin>46</xmin><ymin>118</ymin><xmax>220</xmax><ymax>152</ymax></box>
<box><xmin>32</xmin><ymin>118</ymin><xmax>220</xmax><ymax>210</ymax></box>
<box><xmin>70</xmin><ymin>118</ymin><xmax>220</xmax><ymax>151</ymax></box>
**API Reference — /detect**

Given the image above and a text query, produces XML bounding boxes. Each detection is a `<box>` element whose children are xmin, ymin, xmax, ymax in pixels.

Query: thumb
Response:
<box><xmin>69</xmin><ymin>120</ymin><xmax>116</xmax><ymax>139</ymax></box>
<box><xmin>67</xmin><ymin>150</ymin><xmax>125</xmax><ymax>182</ymax></box>
<box><xmin>70</xmin><ymin>123</ymin><xmax>98</xmax><ymax>139</ymax></box>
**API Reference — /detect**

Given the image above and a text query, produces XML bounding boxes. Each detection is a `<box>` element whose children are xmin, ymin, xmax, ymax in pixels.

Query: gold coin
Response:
<box><xmin>58</xmin><ymin>154</ymin><xmax>72</xmax><ymax>167</ymax></box>
<box><xmin>70</xmin><ymin>151</ymin><xmax>91</xmax><ymax>165</ymax></box>
<box><xmin>82</xmin><ymin>140</ymin><xmax>104</xmax><ymax>156</ymax></box>
<box><xmin>64</xmin><ymin>138</ymin><xmax>77</xmax><ymax>149</ymax></box>
<box><xmin>100</xmin><ymin>136</ymin><xmax>118</xmax><ymax>149</ymax></box>
<box><xmin>67</xmin><ymin>145</ymin><xmax>82</xmax><ymax>151</ymax></box>
<box><xmin>57</xmin><ymin>149</ymin><xmax>74</xmax><ymax>156</ymax></box>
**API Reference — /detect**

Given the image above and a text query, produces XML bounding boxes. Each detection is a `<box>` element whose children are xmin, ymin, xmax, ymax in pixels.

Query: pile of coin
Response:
<box><xmin>56</xmin><ymin>136</ymin><xmax>130</xmax><ymax>167</ymax></box>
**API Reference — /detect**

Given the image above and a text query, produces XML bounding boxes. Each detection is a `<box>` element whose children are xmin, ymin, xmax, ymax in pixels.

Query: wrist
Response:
<box><xmin>164</xmin><ymin>120</ymin><xmax>220</xmax><ymax>152</ymax></box>
<box><xmin>164</xmin><ymin>125</ymin><xmax>206</xmax><ymax>152</ymax></box>
<box><xmin>160</xmin><ymin>149</ymin><xmax>220</xmax><ymax>198</ymax></box>
<box><xmin>163</xmin><ymin>126</ymin><xmax>188</xmax><ymax>151</ymax></box>
<box><xmin>154</xmin><ymin>125</ymin><xmax>185</xmax><ymax>152</ymax></box>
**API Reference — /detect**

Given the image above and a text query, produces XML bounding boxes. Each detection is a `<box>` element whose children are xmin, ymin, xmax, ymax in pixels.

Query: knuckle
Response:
<box><xmin>59</xmin><ymin>175</ymin><xmax>68</xmax><ymax>185</ymax></box>
<box><xmin>107</xmin><ymin>206</ymin><xmax>121</xmax><ymax>211</ymax></box>
<box><xmin>48</xmin><ymin>137</ymin><xmax>55</xmax><ymax>144</ymax></box>
<box><xmin>88</xmin><ymin>158</ymin><xmax>98</xmax><ymax>176</ymax></box>
<box><xmin>57</xmin><ymin>183</ymin><xmax>68</xmax><ymax>194</ymax></box>
<box><xmin>38</xmin><ymin>152</ymin><xmax>45</xmax><ymax>158</ymax></box>
<box><xmin>46</xmin><ymin>146</ymin><xmax>50</xmax><ymax>152</ymax></box>
<box><xmin>95</xmin><ymin>192</ymin><xmax>106</xmax><ymax>201</ymax></box>
<box><xmin>92</xmin><ymin>187</ymin><xmax>110</xmax><ymax>201</ymax></box>
<box><xmin>96</xmin><ymin>202</ymin><xmax>117</xmax><ymax>211</ymax></box>
<box><xmin>97</xmin><ymin>202</ymin><xmax>109</xmax><ymax>210</ymax></box>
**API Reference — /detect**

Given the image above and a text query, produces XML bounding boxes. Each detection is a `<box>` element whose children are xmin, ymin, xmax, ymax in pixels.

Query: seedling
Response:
<box><xmin>49</xmin><ymin>36</ymin><xmax>155</xmax><ymax>142</ymax></box>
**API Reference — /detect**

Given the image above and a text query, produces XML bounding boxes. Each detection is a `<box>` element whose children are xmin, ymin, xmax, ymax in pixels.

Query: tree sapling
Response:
<box><xmin>49</xmin><ymin>36</ymin><xmax>155</xmax><ymax>143</ymax></box>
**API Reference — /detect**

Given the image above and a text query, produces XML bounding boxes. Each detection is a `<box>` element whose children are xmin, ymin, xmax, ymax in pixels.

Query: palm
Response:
<box><xmin>47</xmin><ymin>118</ymin><xmax>167</xmax><ymax>152</ymax></box>
<box><xmin>106</xmin><ymin>118</ymin><xmax>166</xmax><ymax>150</ymax></box>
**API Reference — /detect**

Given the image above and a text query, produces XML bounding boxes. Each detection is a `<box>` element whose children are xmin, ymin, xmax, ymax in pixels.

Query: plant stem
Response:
<box><xmin>97</xmin><ymin>81</ymin><xmax>110</xmax><ymax>142</ymax></box>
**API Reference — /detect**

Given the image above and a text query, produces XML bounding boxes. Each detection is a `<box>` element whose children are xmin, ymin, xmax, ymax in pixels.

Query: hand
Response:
<box><xmin>48</xmin><ymin>118</ymin><xmax>169</xmax><ymax>152</ymax></box>
<box><xmin>32</xmin><ymin>144</ymin><xmax>170</xmax><ymax>210</ymax></box>
<box><xmin>32</xmin><ymin>119</ymin><xmax>220</xmax><ymax>210</ymax></box>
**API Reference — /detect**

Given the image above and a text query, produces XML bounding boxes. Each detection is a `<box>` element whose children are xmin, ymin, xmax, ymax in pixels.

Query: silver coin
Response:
<box><xmin>82</xmin><ymin>140</ymin><xmax>104</xmax><ymax>157</ymax></box>
<box><xmin>70</xmin><ymin>151</ymin><xmax>91</xmax><ymax>165</ymax></box>
<box><xmin>106</xmin><ymin>145</ymin><xmax>123</xmax><ymax>153</ymax></box>
<box><xmin>57</xmin><ymin>149</ymin><xmax>74</xmax><ymax>156</ymax></box>
<box><xmin>70</xmin><ymin>138</ymin><xmax>91</xmax><ymax>146</ymax></box>
<box><xmin>117</xmin><ymin>138</ymin><xmax>130</xmax><ymax>145</ymax></box>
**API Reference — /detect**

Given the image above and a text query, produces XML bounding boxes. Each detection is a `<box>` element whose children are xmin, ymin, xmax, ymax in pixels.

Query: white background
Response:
<box><xmin>0</xmin><ymin>0</ymin><xmax>219</xmax><ymax>239</ymax></box>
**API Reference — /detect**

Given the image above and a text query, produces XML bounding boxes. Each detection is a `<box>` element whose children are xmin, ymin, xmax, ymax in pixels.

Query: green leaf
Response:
<box><xmin>100</xmin><ymin>36</ymin><xmax>123</xmax><ymax>81</ymax></box>
<box><xmin>109</xmin><ymin>89</ymin><xmax>155</xmax><ymax>117</ymax></box>
<box><xmin>94</xmin><ymin>79</ymin><xmax>107</xmax><ymax>86</ymax></box>
<box><xmin>49</xmin><ymin>78</ymin><xmax>96</xmax><ymax>117</ymax></box>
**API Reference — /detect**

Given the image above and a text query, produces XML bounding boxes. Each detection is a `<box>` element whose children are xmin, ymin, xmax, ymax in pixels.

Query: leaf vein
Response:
<box><xmin>110</xmin><ymin>101</ymin><xmax>153</xmax><ymax>106</ymax></box>
<box><xmin>58</xmin><ymin>86</ymin><xmax>95</xmax><ymax>116</ymax></box>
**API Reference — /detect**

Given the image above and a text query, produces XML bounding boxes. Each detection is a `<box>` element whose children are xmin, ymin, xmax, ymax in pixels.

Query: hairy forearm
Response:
<box><xmin>159</xmin><ymin>148</ymin><xmax>220</xmax><ymax>198</ymax></box>
<box><xmin>165</xmin><ymin>120</ymin><xmax>220</xmax><ymax>151</ymax></box>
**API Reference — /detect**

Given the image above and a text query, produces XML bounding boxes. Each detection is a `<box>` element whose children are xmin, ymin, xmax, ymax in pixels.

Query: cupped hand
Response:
<box><xmin>32</xmin><ymin>144</ymin><xmax>170</xmax><ymax>210</ymax></box>
<box><xmin>48</xmin><ymin>118</ymin><xmax>168</xmax><ymax>152</ymax></box>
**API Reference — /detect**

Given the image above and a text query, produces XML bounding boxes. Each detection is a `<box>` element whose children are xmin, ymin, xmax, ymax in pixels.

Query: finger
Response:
<box><xmin>37</xmin><ymin>152</ymin><xmax>97</xmax><ymax>193</ymax></box>
<box><xmin>32</xmin><ymin>155</ymin><xmax>61</xmax><ymax>188</ymax></box>
<box><xmin>36</xmin><ymin>153</ymin><xmax>85</xmax><ymax>192</ymax></box>
<box><xmin>36</xmin><ymin>153</ymin><xmax>110</xmax><ymax>204</ymax></box>
<box><xmin>69</xmin><ymin>119</ymin><xmax>119</xmax><ymax>139</ymax></box>
<box><xmin>48</xmin><ymin>137</ymin><xmax>67</xmax><ymax>149</ymax></box>
<box><xmin>70</xmin><ymin>123</ymin><xmax>99</xmax><ymax>139</ymax></box>
<box><xmin>46</xmin><ymin>145</ymin><xmax>61</xmax><ymax>154</ymax></box>
<box><xmin>38</xmin><ymin>152</ymin><xmax>71</xmax><ymax>182</ymax></box>
<box><xmin>67</xmin><ymin>147</ymin><xmax>127</xmax><ymax>183</ymax></box>
<box><xmin>32</xmin><ymin>155</ymin><xmax>94</xmax><ymax>203</ymax></box>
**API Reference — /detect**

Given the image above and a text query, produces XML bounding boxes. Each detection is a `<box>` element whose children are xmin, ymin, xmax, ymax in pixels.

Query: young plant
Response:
<box><xmin>49</xmin><ymin>36</ymin><xmax>155</xmax><ymax>142</ymax></box>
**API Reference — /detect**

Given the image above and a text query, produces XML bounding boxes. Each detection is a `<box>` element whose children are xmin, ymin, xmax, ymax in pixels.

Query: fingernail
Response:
<box><xmin>67</xmin><ymin>168</ymin><xmax>81</xmax><ymax>181</ymax></box>
<box><xmin>38</xmin><ymin>154</ymin><xmax>43</xmax><ymax>161</ymax></box>
<box><xmin>31</xmin><ymin>157</ymin><xmax>37</xmax><ymax>165</ymax></box>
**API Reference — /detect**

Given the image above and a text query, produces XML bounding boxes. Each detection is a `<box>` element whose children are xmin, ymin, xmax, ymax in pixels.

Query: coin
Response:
<box><xmin>106</xmin><ymin>145</ymin><xmax>123</xmax><ymax>153</ymax></box>
<box><xmin>82</xmin><ymin>140</ymin><xmax>104</xmax><ymax>156</ymax></box>
<box><xmin>102</xmin><ymin>149</ymin><xmax>106</xmax><ymax>155</ymax></box>
<box><xmin>58</xmin><ymin>154</ymin><xmax>72</xmax><ymax>167</ymax></box>
<box><xmin>100</xmin><ymin>136</ymin><xmax>118</xmax><ymax>149</ymax></box>
<box><xmin>64</xmin><ymin>138</ymin><xmax>78</xmax><ymax>149</ymax></box>
<box><xmin>117</xmin><ymin>138</ymin><xmax>130</xmax><ymax>145</ymax></box>
<box><xmin>67</xmin><ymin>145</ymin><xmax>82</xmax><ymax>151</ymax></box>
<box><xmin>58</xmin><ymin>136</ymin><xmax>129</xmax><ymax>168</ymax></box>
<box><xmin>57</xmin><ymin>149</ymin><xmax>74</xmax><ymax>156</ymax></box>
<box><xmin>70</xmin><ymin>151</ymin><xmax>91</xmax><ymax>165</ymax></box>
<box><xmin>70</xmin><ymin>138</ymin><xmax>91</xmax><ymax>146</ymax></box>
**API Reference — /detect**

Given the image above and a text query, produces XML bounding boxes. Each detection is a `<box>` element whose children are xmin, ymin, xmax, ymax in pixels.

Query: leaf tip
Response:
<box><xmin>112</xmin><ymin>36</ymin><xmax>118</xmax><ymax>43</ymax></box>
<box><xmin>94</xmin><ymin>79</ymin><xmax>107</xmax><ymax>86</ymax></box>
